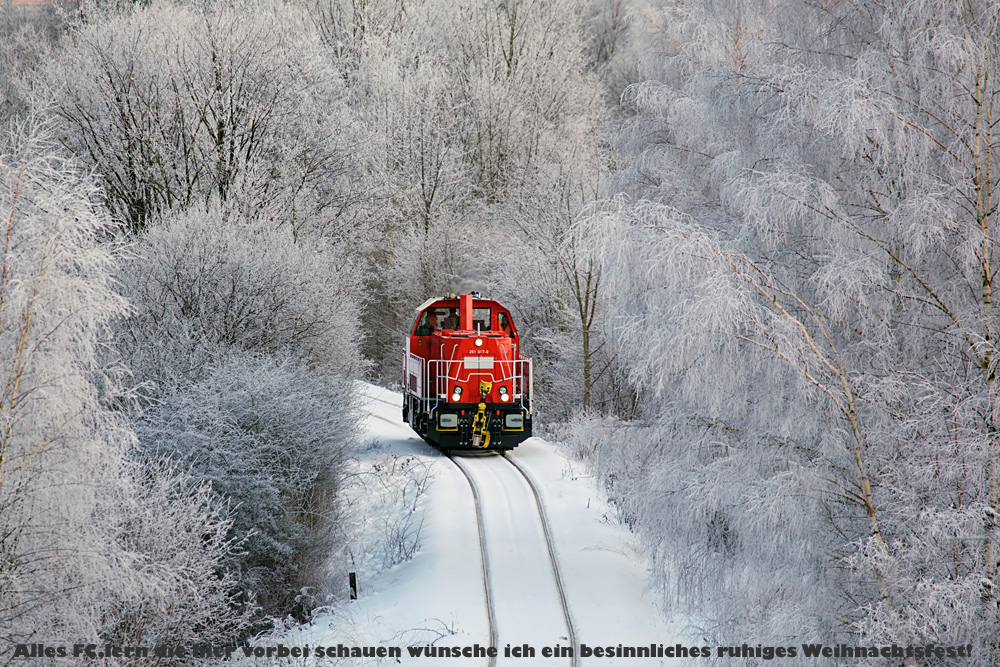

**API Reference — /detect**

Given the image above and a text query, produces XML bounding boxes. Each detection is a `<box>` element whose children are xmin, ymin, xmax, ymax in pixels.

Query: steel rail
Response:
<box><xmin>502</xmin><ymin>452</ymin><xmax>578</xmax><ymax>667</ymax></box>
<box><xmin>447</xmin><ymin>453</ymin><xmax>498</xmax><ymax>667</ymax></box>
<box><xmin>449</xmin><ymin>451</ymin><xmax>577</xmax><ymax>667</ymax></box>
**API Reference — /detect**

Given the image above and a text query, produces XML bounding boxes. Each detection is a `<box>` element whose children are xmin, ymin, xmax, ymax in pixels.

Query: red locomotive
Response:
<box><xmin>402</xmin><ymin>292</ymin><xmax>533</xmax><ymax>450</ymax></box>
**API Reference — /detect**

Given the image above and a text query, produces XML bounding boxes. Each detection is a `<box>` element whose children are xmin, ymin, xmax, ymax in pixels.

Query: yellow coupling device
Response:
<box><xmin>471</xmin><ymin>380</ymin><xmax>493</xmax><ymax>448</ymax></box>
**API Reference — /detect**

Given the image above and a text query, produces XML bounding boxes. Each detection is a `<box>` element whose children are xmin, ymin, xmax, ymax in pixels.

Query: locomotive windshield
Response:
<box><xmin>472</xmin><ymin>307</ymin><xmax>490</xmax><ymax>331</ymax></box>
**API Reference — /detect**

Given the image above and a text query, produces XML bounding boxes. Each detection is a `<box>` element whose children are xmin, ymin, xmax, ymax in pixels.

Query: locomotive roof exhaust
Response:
<box><xmin>460</xmin><ymin>293</ymin><xmax>473</xmax><ymax>332</ymax></box>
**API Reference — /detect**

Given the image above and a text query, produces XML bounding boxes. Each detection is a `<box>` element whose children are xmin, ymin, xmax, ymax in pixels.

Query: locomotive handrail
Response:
<box><xmin>425</xmin><ymin>358</ymin><xmax>532</xmax><ymax>410</ymax></box>
<box><xmin>406</xmin><ymin>352</ymin><xmax>532</xmax><ymax>408</ymax></box>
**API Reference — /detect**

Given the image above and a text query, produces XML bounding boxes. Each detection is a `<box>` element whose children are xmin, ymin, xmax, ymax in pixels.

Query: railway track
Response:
<box><xmin>447</xmin><ymin>451</ymin><xmax>577</xmax><ymax>667</ymax></box>
<box><xmin>367</xmin><ymin>389</ymin><xmax>403</xmax><ymax>408</ymax></box>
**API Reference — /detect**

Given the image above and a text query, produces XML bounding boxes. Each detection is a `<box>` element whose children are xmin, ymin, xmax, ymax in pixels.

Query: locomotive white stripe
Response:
<box><xmin>463</xmin><ymin>356</ymin><xmax>495</xmax><ymax>369</ymax></box>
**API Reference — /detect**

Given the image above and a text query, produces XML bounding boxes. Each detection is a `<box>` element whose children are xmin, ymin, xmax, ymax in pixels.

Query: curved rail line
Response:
<box><xmin>447</xmin><ymin>451</ymin><xmax>577</xmax><ymax>667</ymax></box>
<box><xmin>447</xmin><ymin>453</ymin><xmax>498</xmax><ymax>667</ymax></box>
<box><xmin>502</xmin><ymin>452</ymin><xmax>577</xmax><ymax>667</ymax></box>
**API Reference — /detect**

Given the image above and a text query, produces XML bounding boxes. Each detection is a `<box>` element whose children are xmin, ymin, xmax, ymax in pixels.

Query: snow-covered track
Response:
<box><xmin>448</xmin><ymin>452</ymin><xmax>498</xmax><ymax>667</ymax></box>
<box><xmin>447</xmin><ymin>451</ymin><xmax>577</xmax><ymax>667</ymax></box>
<box><xmin>502</xmin><ymin>452</ymin><xmax>577</xmax><ymax>666</ymax></box>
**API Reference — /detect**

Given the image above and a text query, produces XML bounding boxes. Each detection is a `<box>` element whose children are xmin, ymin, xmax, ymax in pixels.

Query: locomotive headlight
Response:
<box><xmin>499</xmin><ymin>386</ymin><xmax>510</xmax><ymax>402</ymax></box>
<box><xmin>451</xmin><ymin>386</ymin><xmax>463</xmax><ymax>402</ymax></box>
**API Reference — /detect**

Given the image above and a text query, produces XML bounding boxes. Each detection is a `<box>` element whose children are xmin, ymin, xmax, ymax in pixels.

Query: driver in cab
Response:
<box><xmin>414</xmin><ymin>311</ymin><xmax>440</xmax><ymax>336</ymax></box>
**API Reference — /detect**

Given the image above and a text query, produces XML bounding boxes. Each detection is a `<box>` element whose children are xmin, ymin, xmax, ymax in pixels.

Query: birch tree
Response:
<box><xmin>0</xmin><ymin>117</ymin><xmax>129</xmax><ymax>644</ymax></box>
<box><xmin>576</xmin><ymin>0</ymin><xmax>1000</xmax><ymax>660</ymax></box>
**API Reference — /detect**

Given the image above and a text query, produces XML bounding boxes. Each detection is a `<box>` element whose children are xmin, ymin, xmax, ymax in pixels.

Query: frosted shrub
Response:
<box><xmin>98</xmin><ymin>458</ymin><xmax>256</xmax><ymax>657</ymax></box>
<box><xmin>562</xmin><ymin>411</ymin><xmax>841</xmax><ymax>644</ymax></box>
<box><xmin>117</xmin><ymin>205</ymin><xmax>365</xmax><ymax>391</ymax></box>
<box><xmin>136</xmin><ymin>354</ymin><xmax>360</xmax><ymax>620</ymax></box>
<box><xmin>335</xmin><ymin>453</ymin><xmax>433</xmax><ymax>582</ymax></box>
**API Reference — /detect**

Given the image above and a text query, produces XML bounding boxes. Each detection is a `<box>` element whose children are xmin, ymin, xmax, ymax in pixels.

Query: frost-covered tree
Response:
<box><xmin>39</xmin><ymin>0</ymin><xmax>360</xmax><ymax>235</ymax></box>
<box><xmin>20</xmin><ymin>0</ymin><xmax>371</xmax><ymax>632</ymax></box>
<box><xmin>312</xmin><ymin>0</ymin><xmax>409</xmax><ymax>71</ymax></box>
<box><xmin>0</xmin><ymin>114</ymin><xmax>130</xmax><ymax>647</ymax></box>
<box><xmin>574</xmin><ymin>0</ymin><xmax>1000</xmax><ymax>661</ymax></box>
<box><xmin>0</xmin><ymin>118</ymin><xmax>249</xmax><ymax>658</ymax></box>
<box><xmin>0</xmin><ymin>1</ymin><xmax>65</xmax><ymax>125</ymax></box>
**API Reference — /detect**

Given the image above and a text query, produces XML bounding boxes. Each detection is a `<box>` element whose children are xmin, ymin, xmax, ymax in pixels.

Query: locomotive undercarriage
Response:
<box><xmin>404</xmin><ymin>394</ymin><xmax>532</xmax><ymax>451</ymax></box>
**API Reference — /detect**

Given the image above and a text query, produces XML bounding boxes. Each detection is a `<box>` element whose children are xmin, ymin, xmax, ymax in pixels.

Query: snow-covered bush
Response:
<box><xmin>334</xmin><ymin>452</ymin><xmax>433</xmax><ymax>583</ymax></box>
<box><xmin>0</xmin><ymin>118</ymin><xmax>249</xmax><ymax>658</ymax></box>
<box><xmin>98</xmin><ymin>458</ymin><xmax>256</xmax><ymax>657</ymax></box>
<box><xmin>136</xmin><ymin>354</ymin><xmax>360</xmax><ymax>620</ymax></box>
<box><xmin>116</xmin><ymin>205</ymin><xmax>366</xmax><ymax>390</ymax></box>
<box><xmin>561</xmin><ymin>411</ymin><xmax>841</xmax><ymax>643</ymax></box>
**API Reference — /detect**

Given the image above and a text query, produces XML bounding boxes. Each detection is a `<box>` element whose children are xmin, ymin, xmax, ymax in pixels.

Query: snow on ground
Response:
<box><xmin>278</xmin><ymin>383</ymin><xmax>689</xmax><ymax>665</ymax></box>
<box><xmin>454</xmin><ymin>451</ymin><xmax>570</xmax><ymax>664</ymax></box>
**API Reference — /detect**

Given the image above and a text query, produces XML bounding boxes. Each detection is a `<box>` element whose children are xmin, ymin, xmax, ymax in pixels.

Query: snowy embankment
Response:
<box><xmin>277</xmin><ymin>383</ymin><xmax>686</xmax><ymax>665</ymax></box>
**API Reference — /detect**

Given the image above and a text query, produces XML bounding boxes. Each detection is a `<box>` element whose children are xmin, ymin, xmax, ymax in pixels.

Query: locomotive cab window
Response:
<box><xmin>473</xmin><ymin>307</ymin><xmax>491</xmax><ymax>331</ymax></box>
<box><xmin>497</xmin><ymin>312</ymin><xmax>513</xmax><ymax>335</ymax></box>
<box><xmin>440</xmin><ymin>307</ymin><xmax>459</xmax><ymax>330</ymax></box>
<box><xmin>414</xmin><ymin>310</ymin><xmax>442</xmax><ymax>336</ymax></box>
